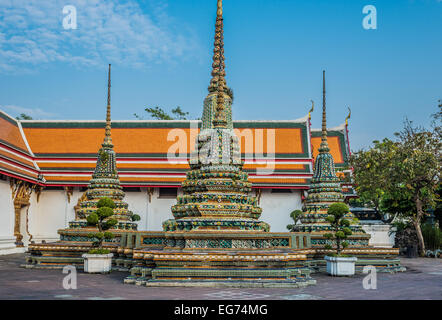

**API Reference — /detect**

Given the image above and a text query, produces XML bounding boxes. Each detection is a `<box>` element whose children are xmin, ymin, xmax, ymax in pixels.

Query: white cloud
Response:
<box><xmin>0</xmin><ymin>0</ymin><xmax>199</xmax><ymax>73</ymax></box>
<box><xmin>0</xmin><ymin>104</ymin><xmax>57</xmax><ymax>119</ymax></box>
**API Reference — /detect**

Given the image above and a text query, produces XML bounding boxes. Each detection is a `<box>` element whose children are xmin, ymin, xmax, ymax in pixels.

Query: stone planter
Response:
<box><xmin>82</xmin><ymin>253</ymin><xmax>113</xmax><ymax>273</ymax></box>
<box><xmin>325</xmin><ymin>256</ymin><xmax>357</xmax><ymax>276</ymax></box>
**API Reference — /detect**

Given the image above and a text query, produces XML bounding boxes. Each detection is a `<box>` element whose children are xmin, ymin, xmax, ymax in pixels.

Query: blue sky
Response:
<box><xmin>0</xmin><ymin>0</ymin><xmax>441</xmax><ymax>150</ymax></box>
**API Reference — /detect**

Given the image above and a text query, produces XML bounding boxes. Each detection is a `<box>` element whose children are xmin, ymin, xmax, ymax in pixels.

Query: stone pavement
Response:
<box><xmin>0</xmin><ymin>254</ymin><xmax>440</xmax><ymax>300</ymax></box>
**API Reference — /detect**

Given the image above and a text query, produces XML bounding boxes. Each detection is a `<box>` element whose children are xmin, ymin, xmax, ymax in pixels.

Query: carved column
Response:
<box><xmin>11</xmin><ymin>180</ymin><xmax>34</xmax><ymax>247</ymax></box>
<box><xmin>65</xmin><ymin>186</ymin><xmax>74</xmax><ymax>203</ymax></box>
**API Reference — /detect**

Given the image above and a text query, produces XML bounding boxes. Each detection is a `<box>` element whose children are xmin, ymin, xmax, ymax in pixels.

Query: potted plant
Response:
<box><xmin>82</xmin><ymin>197</ymin><xmax>118</xmax><ymax>273</ymax></box>
<box><xmin>323</xmin><ymin>203</ymin><xmax>357</xmax><ymax>276</ymax></box>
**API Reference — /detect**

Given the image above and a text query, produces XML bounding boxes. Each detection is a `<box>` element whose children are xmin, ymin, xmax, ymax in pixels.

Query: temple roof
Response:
<box><xmin>0</xmin><ymin>110</ymin><xmax>351</xmax><ymax>188</ymax></box>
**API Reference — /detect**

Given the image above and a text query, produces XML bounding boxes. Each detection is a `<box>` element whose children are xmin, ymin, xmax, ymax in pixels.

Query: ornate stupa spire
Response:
<box><xmin>103</xmin><ymin>64</ymin><xmax>113</xmax><ymax>147</ymax></box>
<box><xmin>320</xmin><ymin>70</ymin><xmax>329</xmax><ymax>152</ymax></box>
<box><xmin>211</xmin><ymin>0</ymin><xmax>227</xmax><ymax>128</ymax></box>
<box><xmin>71</xmin><ymin>65</ymin><xmax>137</xmax><ymax>231</ymax></box>
<box><xmin>201</xmin><ymin>0</ymin><xmax>233</xmax><ymax>130</ymax></box>
<box><xmin>164</xmin><ymin>0</ymin><xmax>268</xmax><ymax>234</ymax></box>
<box><xmin>293</xmin><ymin>71</ymin><xmax>362</xmax><ymax>235</ymax></box>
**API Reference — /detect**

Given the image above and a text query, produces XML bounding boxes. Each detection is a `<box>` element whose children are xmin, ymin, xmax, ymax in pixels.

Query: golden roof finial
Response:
<box><xmin>103</xmin><ymin>64</ymin><xmax>113</xmax><ymax>147</ymax></box>
<box><xmin>308</xmin><ymin>100</ymin><xmax>314</xmax><ymax>120</ymax></box>
<box><xmin>345</xmin><ymin>107</ymin><xmax>351</xmax><ymax>126</ymax></box>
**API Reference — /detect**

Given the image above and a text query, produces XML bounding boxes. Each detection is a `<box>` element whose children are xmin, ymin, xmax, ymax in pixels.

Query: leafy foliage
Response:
<box><xmin>386</xmin><ymin>118</ymin><xmax>441</xmax><ymax>255</ymax></box>
<box><xmin>286</xmin><ymin>209</ymin><xmax>303</xmax><ymax>231</ymax></box>
<box><xmin>323</xmin><ymin>203</ymin><xmax>353</xmax><ymax>256</ymax></box>
<box><xmin>350</xmin><ymin>105</ymin><xmax>441</xmax><ymax>256</ymax></box>
<box><xmin>87</xmin><ymin>197</ymin><xmax>118</xmax><ymax>254</ymax></box>
<box><xmin>133</xmin><ymin>87</ymin><xmax>234</xmax><ymax>120</ymax></box>
<box><xmin>134</xmin><ymin>106</ymin><xmax>189</xmax><ymax>120</ymax></box>
<box><xmin>16</xmin><ymin>113</ymin><xmax>33</xmax><ymax>120</ymax></box>
<box><xmin>350</xmin><ymin>138</ymin><xmax>397</xmax><ymax>211</ymax></box>
<box><xmin>88</xmin><ymin>248</ymin><xmax>111</xmax><ymax>255</ymax></box>
<box><xmin>97</xmin><ymin>197</ymin><xmax>116</xmax><ymax>209</ymax></box>
<box><xmin>421</xmin><ymin>223</ymin><xmax>441</xmax><ymax>251</ymax></box>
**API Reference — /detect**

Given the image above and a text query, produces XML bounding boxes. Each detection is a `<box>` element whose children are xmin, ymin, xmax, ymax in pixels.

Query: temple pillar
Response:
<box><xmin>11</xmin><ymin>180</ymin><xmax>34</xmax><ymax>247</ymax></box>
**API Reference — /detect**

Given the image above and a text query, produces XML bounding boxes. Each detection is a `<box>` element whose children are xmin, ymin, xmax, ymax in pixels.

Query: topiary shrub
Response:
<box><xmin>86</xmin><ymin>197</ymin><xmax>118</xmax><ymax>254</ymax></box>
<box><xmin>131</xmin><ymin>214</ymin><xmax>141</xmax><ymax>222</ymax></box>
<box><xmin>324</xmin><ymin>203</ymin><xmax>353</xmax><ymax>256</ymax></box>
<box><xmin>286</xmin><ymin>209</ymin><xmax>303</xmax><ymax>231</ymax></box>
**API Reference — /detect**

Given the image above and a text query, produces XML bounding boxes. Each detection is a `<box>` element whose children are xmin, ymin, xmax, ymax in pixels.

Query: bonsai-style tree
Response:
<box><xmin>287</xmin><ymin>209</ymin><xmax>303</xmax><ymax>231</ymax></box>
<box><xmin>131</xmin><ymin>214</ymin><xmax>141</xmax><ymax>223</ymax></box>
<box><xmin>324</xmin><ymin>203</ymin><xmax>353</xmax><ymax>256</ymax></box>
<box><xmin>87</xmin><ymin>197</ymin><xmax>118</xmax><ymax>254</ymax></box>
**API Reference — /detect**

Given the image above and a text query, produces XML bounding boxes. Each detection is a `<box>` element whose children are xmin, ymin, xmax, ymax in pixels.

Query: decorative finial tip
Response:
<box><xmin>345</xmin><ymin>107</ymin><xmax>351</xmax><ymax>126</ymax></box>
<box><xmin>308</xmin><ymin>100</ymin><xmax>315</xmax><ymax>119</ymax></box>
<box><xmin>217</xmin><ymin>0</ymin><xmax>223</xmax><ymax>15</ymax></box>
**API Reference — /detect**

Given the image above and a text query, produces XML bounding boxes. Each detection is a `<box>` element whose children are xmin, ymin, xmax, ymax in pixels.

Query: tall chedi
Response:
<box><xmin>163</xmin><ymin>0</ymin><xmax>268</xmax><ymax>234</ymax></box>
<box><xmin>130</xmin><ymin>1</ymin><xmax>316</xmax><ymax>288</ymax></box>
<box><xmin>70</xmin><ymin>64</ymin><xmax>137</xmax><ymax>231</ymax></box>
<box><xmin>294</xmin><ymin>71</ymin><xmax>364</xmax><ymax>237</ymax></box>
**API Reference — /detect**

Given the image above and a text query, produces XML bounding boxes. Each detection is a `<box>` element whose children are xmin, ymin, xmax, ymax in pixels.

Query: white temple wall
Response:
<box><xmin>145</xmin><ymin>188</ymin><xmax>179</xmax><ymax>231</ymax></box>
<box><xmin>0</xmin><ymin>179</ymin><xmax>17</xmax><ymax>255</ymax></box>
<box><xmin>27</xmin><ymin>189</ymin><xmax>82</xmax><ymax>244</ymax></box>
<box><xmin>124</xmin><ymin>188</ymin><xmax>149</xmax><ymax>231</ymax></box>
<box><xmin>259</xmin><ymin>189</ymin><xmax>302</xmax><ymax>233</ymax></box>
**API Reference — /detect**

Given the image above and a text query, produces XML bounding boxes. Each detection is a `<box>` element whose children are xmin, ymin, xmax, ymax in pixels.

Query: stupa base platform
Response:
<box><xmin>144</xmin><ymin>279</ymin><xmax>315</xmax><ymax>288</ymax></box>
<box><xmin>305</xmin><ymin>247</ymin><xmax>405</xmax><ymax>273</ymax></box>
<box><xmin>308</xmin><ymin>231</ymin><xmax>372</xmax><ymax>247</ymax></box>
<box><xmin>23</xmin><ymin>227</ymin><xmax>128</xmax><ymax>269</ymax></box>
<box><xmin>123</xmin><ymin>248</ymin><xmax>316</xmax><ymax>288</ymax></box>
<box><xmin>23</xmin><ymin>230</ymin><xmax>405</xmax><ymax>284</ymax></box>
<box><xmin>300</xmin><ymin>232</ymin><xmax>404</xmax><ymax>273</ymax></box>
<box><xmin>23</xmin><ymin>241</ymin><xmax>121</xmax><ymax>269</ymax></box>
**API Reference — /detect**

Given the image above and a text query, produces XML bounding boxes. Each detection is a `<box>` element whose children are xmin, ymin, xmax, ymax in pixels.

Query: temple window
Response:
<box><xmin>158</xmin><ymin>187</ymin><xmax>178</xmax><ymax>199</ymax></box>
<box><xmin>271</xmin><ymin>189</ymin><xmax>292</xmax><ymax>194</ymax></box>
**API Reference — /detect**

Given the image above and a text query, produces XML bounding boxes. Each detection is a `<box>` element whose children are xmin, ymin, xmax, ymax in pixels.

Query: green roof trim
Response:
<box><xmin>0</xmin><ymin>111</ymin><xmax>19</xmax><ymax>126</ymax></box>
<box><xmin>21</xmin><ymin>120</ymin><xmax>308</xmax><ymax>129</ymax></box>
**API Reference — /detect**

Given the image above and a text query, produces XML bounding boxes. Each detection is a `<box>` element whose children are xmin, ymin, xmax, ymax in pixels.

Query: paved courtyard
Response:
<box><xmin>0</xmin><ymin>254</ymin><xmax>441</xmax><ymax>300</ymax></box>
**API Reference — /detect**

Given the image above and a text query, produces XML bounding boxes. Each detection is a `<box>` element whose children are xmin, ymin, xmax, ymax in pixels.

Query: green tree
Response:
<box><xmin>350</xmin><ymin>138</ymin><xmax>398</xmax><ymax>212</ymax></box>
<box><xmin>86</xmin><ymin>197</ymin><xmax>118</xmax><ymax>254</ymax></box>
<box><xmin>133</xmin><ymin>87</ymin><xmax>234</xmax><ymax>120</ymax></box>
<box><xmin>16</xmin><ymin>113</ymin><xmax>33</xmax><ymax>120</ymax></box>
<box><xmin>434</xmin><ymin>184</ymin><xmax>442</xmax><ymax>226</ymax></box>
<box><xmin>432</xmin><ymin>100</ymin><xmax>441</xmax><ymax>140</ymax></box>
<box><xmin>350</xmin><ymin>104</ymin><xmax>441</xmax><ymax>256</ymax></box>
<box><xmin>385</xmin><ymin>118</ymin><xmax>441</xmax><ymax>255</ymax></box>
<box><xmin>134</xmin><ymin>106</ymin><xmax>190</xmax><ymax>120</ymax></box>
